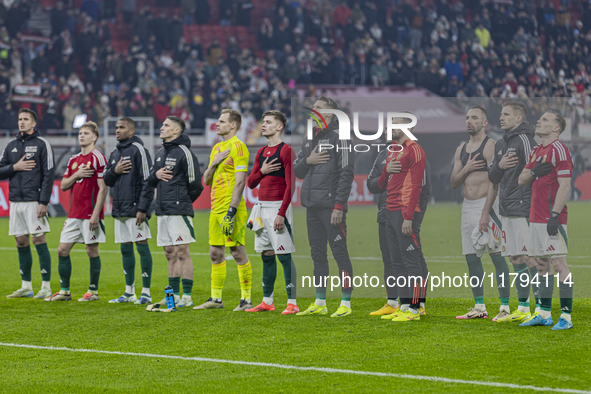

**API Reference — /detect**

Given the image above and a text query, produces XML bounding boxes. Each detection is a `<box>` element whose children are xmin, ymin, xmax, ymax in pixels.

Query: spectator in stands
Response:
<box><xmin>474</xmin><ymin>22</ymin><xmax>491</xmax><ymax>49</ymax></box>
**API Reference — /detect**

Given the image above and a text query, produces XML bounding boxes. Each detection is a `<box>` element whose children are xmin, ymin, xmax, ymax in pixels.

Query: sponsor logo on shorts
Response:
<box><xmin>176</xmin><ymin>236</ymin><xmax>183</xmax><ymax>242</ymax></box>
<box><xmin>35</xmin><ymin>226</ymin><xmax>42</xmax><ymax>231</ymax></box>
<box><xmin>406</xmin><ymin>244</ymin><xmax>415</xmax><ymax>252</ymax></box>
<box><xmin>334</xmin><ymin>234</ymin><xmax>342</xmax><ymax>242</ymax></box>
<box><xmin>522</xmin><ymin>246</ymin><xmax>528</xmax><ymax>252</ymax></box>
<box><xmin>90</xmin><ymin>235</ymin><xmax>96</xmax><ymax>241</ymax></box>
<box><xmin>546</xmin><ymin>245</ymin><xmax>556</xmax><ymax>252</ymax></box>
<box><xmin>137</xmin><ymin>233</ymin><xmax>143</xmax><ymax>239</ymax></box>
<box><xmin>277</xmin><ymin>245</ymin><xmax>285</xmax><ymax>251</ymax></box>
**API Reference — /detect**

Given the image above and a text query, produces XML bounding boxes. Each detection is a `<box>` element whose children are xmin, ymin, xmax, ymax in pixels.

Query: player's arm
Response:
<box><xmin>203</xmin><ymin>148</ymin><xmax>230</xmax><ymax>186</ymax></box>
<box><xmin>37</xmin><ymin>141</ymin><xmax>55</xmax><ymax>218</ymax></box>
<box><xmin>553</xmin><ymin>177</ymin><xmax>570</xmax><ymax>215</ymax></box>
<box><xmin>247</xmin><ymin>148</ymin><xmax>264</xmax><ymax>189</ymax></box>
<box><xmin>148</xmin><ymin>151</ymin><xmax>168</xmax><ymax>187</ymax></box>
<box><xmin>366</xmin><ymin>151</ymin><xmax>386</xmax><ymax>194</ymax></box>
<box><xmin>102</xmin><ymin>149</ymin><xmax>119</xmax><ymax>187</ymax></box>
<box><xmin>478</xmin><ymin>140</ymin><xmax>497</xmax><ymax>231</ymax></box>
<box><xmin>518</xmin><ymin>167</ymin><xmax>535</xmax><ymax>186</ymax></box>
<box><xmin>61</xmin><ymin>162</ymin><xmax>93</xmax><ymax>191</ymax></box>
<box><xmin>230</xmin><ymin>171</ymin><xmax>247</xmax><ymax>209</ymax></box>
<box><xmin>332</xmin><ymin>139</ymin><xmax>355</xmax><ymax>225</ymax></box>
<box><xmin>293</xmin><ymin>140</ymin><xmax>311</xmax><ymax>179</ymax></box>
<box><xmin>488</xmin><ymin>141</ymin><xmax>506</xmax><ymax>185</ymax></box>
<box><xmin>137</xmin><ymin>148</ymin><xmax>154</xmax><ymax>224</ymax></box>
<box><xmin>186</xmin><ymin>151</ymin><xmax>203</xmax><ymax>203</ymax></box>
<box><xmin>403</xmin><ymin>147</ymin><xmax>427</xmax><ymax>224</ymax></box>
<box><xmin>0</xmin><ymin>144</ymin><xmax>15</xmax><ymax>179</ymax></box>
<box><xmin>89</xmin><ymin>178</ymin><xmax>108</xmax><ymax>230</ymax></box>
<box><xmin>274</xmin><ymin>147</ymin><xmax>295</xmax><ymax>231</ymax></box>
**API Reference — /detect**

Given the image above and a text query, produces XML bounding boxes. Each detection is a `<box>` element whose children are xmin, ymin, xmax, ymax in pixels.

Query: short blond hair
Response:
<box><xmin>222</xmin><ymin>108</ymin><xmax>242</xmax><ymax>131</ymax></box>
<box><xmin>81</xmin><ymin>121</ymin><xmax>99</xmax><ymax>137</ymax></box>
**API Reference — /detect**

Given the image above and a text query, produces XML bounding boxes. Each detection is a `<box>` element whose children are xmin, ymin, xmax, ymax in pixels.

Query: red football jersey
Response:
<box><xmin>377</xmin><ymin>140</ymin><xmax>426</xmax><ymax>220</ymax></box>
<box><xmin>247</xmin><ymin>143</ymin><xmax>295</xmax><ymax>217</ymax></box>
<box><xmin>63</xmin><ymin>149</ymin><xmax>107</xmax><ymax>219</ymax></box>
<box><xmin>524</xmin><ymin>140</ymin><xmax>572</xmax><ymax>224</ymax></box>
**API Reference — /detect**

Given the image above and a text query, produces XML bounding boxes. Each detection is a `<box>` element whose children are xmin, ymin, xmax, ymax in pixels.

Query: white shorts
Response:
<box><xmin>461</xmin><ymin>197</ymin><xmax>501</xmax><ymax>255</ymax></box>
<box><xmin>8</xmin><ymin>201</ymin><xmax>51</xmax><ymax>237</ymax></box>
<box><xmin>500</xmin><ymin>216</ymin><xmax>531</xmax><ymax>257</ymax></box>
<box><xmin>157</xmin><ymin>215</ymin><xmax>196</xmax><ymax>247</ymax></box>
<box><xmin>60</xmin><ymin>218</ymin><xmax>106</xmax><ymax>244</ymax></box>
<box><xmin>251</xmin><ymin>201</ymin><xmax>296</xmax><ymax>254</ymax></box>
<box><xmin>114</xmin><ymin>217</ymin><xmax>152</xmax><ymax>244</ymax></box>
<box><xmin>529</xmin><ymin>222</ymin><xmax>568</xmax><ymax>258</ymax></box>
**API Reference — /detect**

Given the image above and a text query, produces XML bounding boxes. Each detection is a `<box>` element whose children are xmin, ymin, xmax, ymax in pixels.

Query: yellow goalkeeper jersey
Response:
<box><xmin>209</xmin><ymin>135</ymin><xmax>249</xmax><ymax>214</ymax></box>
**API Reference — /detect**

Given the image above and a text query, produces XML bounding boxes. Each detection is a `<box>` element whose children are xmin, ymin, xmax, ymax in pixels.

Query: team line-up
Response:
<box><xmin>0</xmin><ymin>97</ymin><xmax>575</xmax><ymax>329</ymax></box>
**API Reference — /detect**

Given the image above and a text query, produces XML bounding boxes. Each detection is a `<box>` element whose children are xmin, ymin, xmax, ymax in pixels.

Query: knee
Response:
<box><xmin>31</xmin><ymin>236</ymin><xmax>45</xmax><ymax>246</ymax></box>
<box><xmin>261</xmin><ymin>250</ymin><xmax>275</xmax><ymax>257</ymax></box>
<box><xmin>164</xmin><ymin>251</ymin><xmax>176</xmax><ymax>261</ymax></box>
<box><xmin>15</xmin><ymin>236</ymin><xmax>29</xmax><ymax>248</ymax></box>
<box><xmin>57</xmin><ymin>246</ymin><xmax>68</xmax><ymax>257</ymax></box>
<box><xmin>209</xmin><ymin>249</ymin><xmax>224</xmax><ymax>263</ymax></box>
<box><xmin>86</xmin><ymin>246</ymin><xmax>98</xmax><ymax>258</ymax></box>
<box><xmin>177</xmin><ymin>251</ymin><xmax>190</xmax><ymax>262</ymax></box>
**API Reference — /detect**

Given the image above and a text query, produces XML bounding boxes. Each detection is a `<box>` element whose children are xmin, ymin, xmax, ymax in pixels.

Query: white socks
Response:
<box><xmin>22</xmin><ymin>280</ymin><xmax>32</xmax><ymax>290</ymax></box>
<box><xmin>387</xmin><ymin>299</ymin><xmax>399</xmax><ymax>308</ymax></box>
<box><xmin>141</xmin><ymin>287</ymin><xmax>150</xmax><ymax>297</ymax></box>
<box><xmin>42</xmin><ymin>281</ymin><xmax>51</xmax><ymax>291</ymax></box>
<box><xmin>340</xmin><ymin>300</ymin><xmax>351</xmax><ymax>308</ymax></box>
<box><xmin>287</xmin><ymin>298</ymin><xmax>297</xmax><ymax>306</ymax></box>
<box><xmin>315</xmin><ymin>299</ymin><xmax>326</xmax><ymax>307</ymax></box>
<box><xmin>125</xmin><ymin>285</ymin><xmax>134</xmax><ymax>295</ymax></box>
<box><xmin>263</xmin><ymin>297</ymin><xmax>273</xmax><ymax>305</ymax></box>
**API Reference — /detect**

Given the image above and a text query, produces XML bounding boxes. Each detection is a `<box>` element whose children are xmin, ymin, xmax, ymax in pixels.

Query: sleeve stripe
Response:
<box><xmin>553</xmin><ymin>141</ymin><xmax>566</xmax><ymax>161</ymax></box>
<box><xmin>180</xmin><ymin>146</ymin><xmax>195</xmax><ymax>183</ymax></box>
<box><xmin>340</xmin><ymin>139</ymin><xmax>348</xmax><ymax>168</ymax></box>
<box><xmin>92</xmin><ymin>150</ymin><xmax>106</xmax><ymax>166</ymax></box>
<box><xmin>133</xmin><ymin>142</ymin><xmax>150</xmax><ymax>180</ymax></box>
<box><xmin>519</xmin><ymin>135</ymin><xmax>532</xmax><ymax>157</ymax></box>
<box><xmin>37</xmin><ymin>137</ymin><xmax>54</xmax><ymax>170</ymax></box>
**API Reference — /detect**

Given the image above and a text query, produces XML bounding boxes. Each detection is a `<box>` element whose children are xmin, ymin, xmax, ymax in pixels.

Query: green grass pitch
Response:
<box><xmin>0</xmin><ymin>202</ymin><xmax>590</xmax><ymax>393</ymax></box>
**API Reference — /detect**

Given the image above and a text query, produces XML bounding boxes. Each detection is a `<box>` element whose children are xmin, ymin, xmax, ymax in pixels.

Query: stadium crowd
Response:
<box><xmin>1</xmin><ymin>0</ymin><xmax>591</xmax><ymax>132</ymax></box>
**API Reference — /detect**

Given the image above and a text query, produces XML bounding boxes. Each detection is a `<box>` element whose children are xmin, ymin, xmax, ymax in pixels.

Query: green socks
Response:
<box><xmin>35</xmin><ymin>243</ymin><xmax>51</xmax><ymax>282</ymax></box>
<box><xmin>121</xmin><ymin>244</ymin><xmax>135</xmax><ymax>287</ymax></box>
<box><xmin>529</xmin><ymin>265</ymin><xmax>540</xmax><ymax>307</ymax></box>
<box><xmin>89</xmin><ymin>256</ymin><xmax>101</xmax><ymax>291</ymax></box>
<box><xmin>539</xmin><ymin>271</ymin><xmax>554</xmax><ymax>312</ymax></box>
<box><xmin>513</xmin><ymin>263</ymin><xmax>530</xmax><ymax>305</ymax></box>
<box><xmin>182</xmin><ymin>278</ymin><xmax>193</xmax><ymax>296</ymax></box>
<box><xmin>18</xmin><ymin>245</ymin><xmax>33</xmax><ymax>282</ymax></box>
<box><xmin>262</xmin><ymin>254</ymin><xmax>277</xmax><ymax>298</ymax></box>
<box><xmin>278</xmin><ymin>253</ymin><xmax>296</xmax><ymax>299</ymax></box>
<box><xmin>490</xmin><ymin>253</ymin><xmax>510</xmax><ymax>299</ymax></box>
<box><xmin>169</xmin><ymin>277</ymin><xmax>181</xmax><ymax>296</ymax></box>
<box><xmin>559</xmin><ymin>280</ymin><xmax>573</xmax><ymax>315</ymax></box>
<box><xmin>136</xmin><ymin>243</ymin><xmax>152</xmax><ymax>289</ymax></box>
<box><xmin>465</xmin><ymin>254</ymin><xmax>484</xmax><ymax>299</ymax></box>
<box><xmin>58</xmin><ymin>255</ymin><xmax>72</xmax><ymax>291</ymax></box>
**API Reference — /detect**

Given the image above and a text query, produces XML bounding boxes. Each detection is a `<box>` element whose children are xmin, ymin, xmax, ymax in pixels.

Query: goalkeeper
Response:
<box><xmin>194</xmin><ymin>109</ymin><xmax>253</xmax><ymax>312</ymax></box>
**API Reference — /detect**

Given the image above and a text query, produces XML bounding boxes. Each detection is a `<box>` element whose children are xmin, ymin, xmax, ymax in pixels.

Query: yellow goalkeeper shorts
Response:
<box><xmin>209</xmin><ymin>208</ymin><xmax>247</xmax><ymax>247</ymax></box>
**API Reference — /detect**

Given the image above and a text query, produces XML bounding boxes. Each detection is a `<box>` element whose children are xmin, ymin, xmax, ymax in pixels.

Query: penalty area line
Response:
<box><xmin>0</xmin><ymin>343</ymin><xmax>589</xmax><ymax>394</ymax></box>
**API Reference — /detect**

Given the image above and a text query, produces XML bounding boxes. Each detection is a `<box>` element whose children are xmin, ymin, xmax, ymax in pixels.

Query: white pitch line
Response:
<box><xmin>0</xmin><ymin>343</ymin><xmax>589</xmax><ymax>394</ymax></box>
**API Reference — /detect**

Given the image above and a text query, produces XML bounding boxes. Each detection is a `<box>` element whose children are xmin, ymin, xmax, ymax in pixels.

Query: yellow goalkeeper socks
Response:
<box><xmin>237</xmin><ymin>261</ymin><xmax>252</xmax><ymax>300</ymax></box>
<box><xmin>211</xmin><ymin>261</ymin><xmax>227</xmax><ymax>300</ymax></box>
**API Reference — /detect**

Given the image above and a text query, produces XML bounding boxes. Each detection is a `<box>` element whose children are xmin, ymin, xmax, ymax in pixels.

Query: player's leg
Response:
<box><xmin>163</xmin><ymin>245</ymin><xmax>180</xmax><ymax>300</ymax></box>
<box><xmin>520</xmin><ymin>257</ymin><xmax>554</xmax><ymax>326</ymax></box>
<box><xmin>457</xmin><ymin>199</ymin><xmax>487</xmax><ymax>319</ymax></box>
<box><xmin>277</xmin><ymin>253</ymin><xmax>298</xmax><ymax>314</ymax></box>
<box><xmin>6</xmin><ymin>235</ymin><xmax>35</xmax><ymax>298</ymax></box>
<box><xmin>230</xmin><ymin>244</ymin><xmax>253</xmax><ymax>311</ymax></box>
<box><xmin>550</xmin><ymin>256</ymin><xmax>573</xmax><ymax>330</ymax></box>
<box><xmin>135</xmin><ymin>239</ymin><xmax>153</xmax><ymax>304</ymax></box>
<box><xmin>194</xmin><ymin>244</ymin><xmax>226</xmax><ymax>309</ymax></box>
<box><xmin>26</xmin><ymin>201</ymin><xmax>52</xmax><ymax>298</ymax></box>
<box><xmin>45</xmin><ymin>242</ymin><xmax>76</xmax><ymax>301</ymax></box>
<box><xmin>390</xmin><ymin>210</ymin><xmax>422</xmax><ymax>322</ymax></box>
<box><xmin>489</xmin><ymin>252</ymin><xmax>511</xmax><ymax>320</ymax></box>
<box><xmin>414</xmin><ymin>212</ymin><xmax>428</xmax><ymax>316</ymax></box>
<box><xmin>371</xmin><ymin>222</ymin><xmax>399</xmax><ymax>316</ymax></box>
<box><xmin>325</xmin><ymin>209</ymin><xmax>353</xmax><ymax>318</ymax></box>
<box><xmin>110</xmin><ymin>218</ymin><xmax>137</xmax><ymax>303</ymax></box>
<box><xmin>381</xmin><ymin>210</ymin><xmax>406</xmax><ymax>320</ymax></box>
<box><xmin>246</xmin><ymin>249</ymin><xmax>277</xmax><ymax>312</ymax></box>
<box><xmin>175</xmin><ymin>243</ymin><xmax>194</xmax><ymax>308</ymax></box>
<box><xmin>31</xmin><ymin>234</ymin><xmax>52</xmax><ymax>299</ymax></box>
<box><xmin>78</xmin><ymin>243</ymin><xmax>101</xmax><ymax>301</ymax></box>
<box><xmin>297</xmin><ymin>208</ymin><xmax>329</xmax><ymax>316</ymax></box>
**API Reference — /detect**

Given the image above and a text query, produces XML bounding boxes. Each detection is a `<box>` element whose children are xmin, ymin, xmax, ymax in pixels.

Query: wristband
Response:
<box><xmin>334</xmin><ymin>203</ymin><xmax>344</xmax><ymax>211</ymax></box>
<box><xmin>227</xmin><ymin>207</ymin><xmax>237</xmax><ymax>216</ymax></box>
